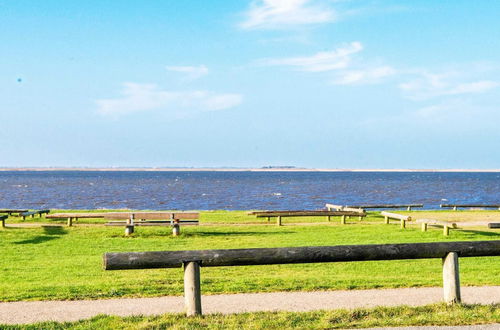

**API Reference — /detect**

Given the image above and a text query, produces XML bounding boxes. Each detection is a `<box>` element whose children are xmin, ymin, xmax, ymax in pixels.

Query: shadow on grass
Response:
<box><xmin>458</xmin><ymin>229</ymin><xmax>500</xmax><ymax>238</ymax></box>
<box><xmin>184</xmin><ymin>231</ymin><xmax>294</xmax><ymax>237</ymax></box>
<box><xmin>14</xmin><ymin>226</ymin><xmax>68</xmax><ymax>245</ymax></box>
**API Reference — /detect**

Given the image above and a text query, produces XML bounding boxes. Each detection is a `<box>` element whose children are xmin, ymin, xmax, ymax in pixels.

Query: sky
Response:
<box><xmin>1</xmin><ymin>0</ymin><xmax>500</xmax><ymax>169</ymax></box>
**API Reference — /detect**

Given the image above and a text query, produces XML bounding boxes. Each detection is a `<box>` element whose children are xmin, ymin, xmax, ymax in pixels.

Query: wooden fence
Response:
<box><xmin>104</xmin><ymin>240</ymin><xmax>500</xmax><ymax>316</ymax></box>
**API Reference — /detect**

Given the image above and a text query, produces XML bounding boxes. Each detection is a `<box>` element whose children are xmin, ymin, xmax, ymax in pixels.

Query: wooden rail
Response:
<box><xmin>380</xmin><ymin>211</ymin><xmax>411</xmax><ymax>228</ymax></box>
<box><xmin>104</xmin><ymin>240</ymin><xmax>500</xmax><ymax>316</ymax></box>
<box><xmin>440</xmin><ymin>204</ymin><xmax>500</xmax><ymax>211</ymax></box>
<box><xmin>251</xmin><ymin>210</ymin><xmax>366</xmax><ymax>225</ymax></box>
<box><xmin>348</xmin><ymin>204</ymin><xmax>423</xmax><ymax>211</ymax></box>
<box><xmin>418</xmin><ymin>219</ymin><xmax>458</xmax><ymax>236</ymax></box>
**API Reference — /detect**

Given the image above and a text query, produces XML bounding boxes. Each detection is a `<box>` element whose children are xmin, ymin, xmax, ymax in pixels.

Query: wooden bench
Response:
<box><xmin>325</xmin><ymin>204</ymin><xmax>366</xmax><ymax>216</ymax></box>
<box><xmin>0</xmin><ymin>209</ymin><xmax>28</xmax><ymax>216</ymax></box>
<box><xmin>348</xmin><ymin>204</ymin><xmax>423</xmax><ymax>211</ymax></box>
<box><xmin>441</xmin><ymin>204</ymin><xmax>500</xmax><ymax>211</ymax></box>
<box><xmin>21</xmin><ymin>209</ymin><xmax>50</xmax><ymax>220</ymax></box>
<box><xmin>380</xmin><ymin>211</ymin><xmax>412</xmax><ymax>228</ymax></box>
<box><xmin>0</xmin><ymin>215</ymin><xmax>7</xmax><ymax>228</ymax></box>
<box><xmin>417</xmin><ymin>219</ymin><xmax>458</xmax><ymax>236</ymax></box>
<box><xmin>251</xmin><ymin>210</ymin><xmax>366</xmax><ymax>226</ymax></box>
<box><xmin>104</xmin><ymin>212</ymin><xmax>199</xmax><ymax>236</ymax></box>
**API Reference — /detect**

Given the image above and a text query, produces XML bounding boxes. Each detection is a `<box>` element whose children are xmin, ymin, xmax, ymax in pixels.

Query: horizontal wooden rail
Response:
<box><xmin>104</xmin><ymin>240</ymin><xmax>500</xmax><ymax>270</ymax></box>
<box><xmin>104</xmin><ymin>241</ymin><xmax>500</xmax><ymax>316</ymax></box>
<box><xmin>441</xmin><ymin>204</ymin><xmax>500</xmax><ymax>210</ymax></box>
<box><xmin>349</xmin><ymin>204</ymin><xmax>423</xmax><ymax>211</ymax></box>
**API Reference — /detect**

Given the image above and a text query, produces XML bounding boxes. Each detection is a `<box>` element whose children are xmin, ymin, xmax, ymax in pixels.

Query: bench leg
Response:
<box><xmin>421</xmin><ymin>223</ymin><xmax>428</xmax><ymax>232</ymax></box>
<box><xmin>67</xmin><ymin>218</ymin><xmax>73</xmax><ymax>227</ymax></box>
<box><xmin>341</xmin><ymin>215</ymin><xmax>346</xmax><ymax>225</ymax></box>
<box><xmin>184</xmin><ymin>261</ymin><xmax>202</xmax><ymax>316</ymax></box>
<box><xmin>1</xmin><ymin>220</ymin><xmax>4</xmax><ymax>228</ymax></box>
<box><xmin>400</xmin><ymin>219</ymin><xmax>406</xmax><ymax>229</ymax></box>
<box><xmin>172</xmin><ymin>223</ymin><xmax>180</xmax><ymax>236</ymax></box>
<box><xmin>327</xmin><ymin>216</ymin><xmax>331</xmax><ymax>222</ymax></box>
<box><xmin>384</xmin><ymin>216</ymin><xmax>389</xmax><ymax>224</ymax></box>
<box><xmin>442</xmin><ymin>252</ymin><xmax>461</xmax><ymax>304</ymax></box>
<box><xmin>276</xmin><ymin>216</ymin><xmax>282</xmax><ymax>226</ymax></box>
<box><xmin>443</xmin><ymin>226</ymin><xmax>450</xmax><ymax>236</ymax></box>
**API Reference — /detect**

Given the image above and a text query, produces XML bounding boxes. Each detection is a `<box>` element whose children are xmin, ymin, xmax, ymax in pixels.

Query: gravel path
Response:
<box><xmin>0</xmin><ymin>286</ymin><xmax>498</xmax><ymax>325</ymax></box>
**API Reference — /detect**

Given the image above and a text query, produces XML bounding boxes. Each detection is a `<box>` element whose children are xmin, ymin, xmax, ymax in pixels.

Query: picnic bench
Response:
<box><xmin>104</xmin><ymin>212</ymin><xmax>199</xmax><ymax>236</ymax></box>
<box><xmin>380</xmin><ymin>211</ymin><xmax>412</xmax><ymax>228</ymax></box>
<box><xmin>21</xmin><ymin>209</ymin><xmax>50</xmax><ymax>220</ymax></box>
<box><xmin>347</xmin><ymin>204</ymin><xmax>423</xmax><ymax>211</ymax></box>
<box><xmin>0</xmin><ymin>209</ymin><xmax>28</xmax><ymax>216</ymax></box>
<box><xmin>0</xmin><ymin>215</ymin><xmax>7</xmax><ymax>228</ymax></box>
<box><xmin>440</xmin><ymin>204</ymin><xmax>500</xmax><ymax>211</ymax></box>
<box><xmin>250</xmin><ymin>210</ymin><xmax>366</xmax><ymax>226</ymax></box>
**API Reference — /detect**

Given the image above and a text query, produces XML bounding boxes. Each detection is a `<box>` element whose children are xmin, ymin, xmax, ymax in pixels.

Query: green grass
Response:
<box><xmin>0</xmin><ymin>211</ymin><xmax>499</xmax><ymax>302</ymax></box>
<box><xmin>3</xmin><ymin>304</ymin><xmax>499</xmax><ymax>329</ymax></box>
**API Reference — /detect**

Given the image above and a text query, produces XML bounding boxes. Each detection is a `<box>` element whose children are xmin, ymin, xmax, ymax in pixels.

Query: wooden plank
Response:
<box><xmin>0</xmin><ymin>209</ymin><xmax>28</xmax><ymax>214</ymax></box>
<box><xmin>47</xmin><ymin>213</ymin><xmax>109</xmax><ymax>219</ymax></box>
<box><xmin>104</xmin><ymin>212</ymin><xmax>199</xmax><ymax>220</ymax></box>
<box><xmin>105</xmin><ymin>221</ymin><xmax>199</xmax><ymax>227</ymax></box>
<box><xmin>325</xmin><ymin>204</ymin><xmax>344</xmax><ymax>211</ymax></box>
<box><xmin>103</xmin><ymin>240</ymin><xmax>500</xmax><ymax>270</ymax></box>
<box><xmin>380</xmin><ymin>211</ymin><xmax>412</xmax><ymax>221</ymax></box>
<box><xmin>488</xmin><ymin>223</ymin><xmax>500</xmax><ymax>229</ymax></box>
<box><xmin>418</xmin><ymin>219</ymin><xmax>457</xmax><ymax>228</ymax></box>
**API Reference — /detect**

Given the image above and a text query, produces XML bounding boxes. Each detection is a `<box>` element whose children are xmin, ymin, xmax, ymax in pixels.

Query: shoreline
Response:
<box><xmin>1</xmin><ymin>167</ymin><xmax>500</xmax><ymax>173</ymax></box>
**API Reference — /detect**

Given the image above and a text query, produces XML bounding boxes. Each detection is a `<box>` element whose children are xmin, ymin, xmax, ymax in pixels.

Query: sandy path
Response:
<box><xmin>0</xmin><ymin>286</ymin><xmax>498</xmax><ymax>325</ymax></box>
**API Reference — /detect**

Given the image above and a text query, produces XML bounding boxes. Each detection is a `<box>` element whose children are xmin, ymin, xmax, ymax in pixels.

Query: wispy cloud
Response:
<box><xmin>165</xmin><ymin>65</ymin><xmax>209</xmax><ymax>80</ymax></box>
<box><xmin>96</xmin><ymin>83</ymin><xmax>242</xmax><ymax>117</ymax></box>
<box><xmin>399</xmin><ymin>71</ymin><xmax>498</xmax><ymax>100</ymax></box>
<box><xmin>332</xmin><ymin>65</ymin><xmax>397</xmax><ymax>85</ymax></box>
<box><xmin>257</xmin><ymin>41</ymin><xmax>363</xmax><ymax>72</ymax></box>
<box><xmin>240</xmin><ymin>0</ymin><xmax>336</xmax><ymax>30</ymax></box>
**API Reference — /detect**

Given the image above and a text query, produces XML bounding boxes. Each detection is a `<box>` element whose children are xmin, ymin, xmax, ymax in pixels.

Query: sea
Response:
<box><xmin>0</xmin><ymin>171</ymin><xmax>499</xmax><ymax>210</ymax></box>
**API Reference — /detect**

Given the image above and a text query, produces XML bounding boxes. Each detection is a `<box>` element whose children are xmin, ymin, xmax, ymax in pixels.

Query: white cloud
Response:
<box><xmin>96</xmin><ymin>83</ymin><xmax>242</xmax><ymax>117</ymax></box>
<box><xmin>399</xmin><ymin>71</ymin><xmax>498</xmax><ymax>100</ymax></box>
<box><xmin>258</xmin><ymin>41</ymin><xmax>363</xmax><ymax>72</ymax></box>
<box><xmin>240</xmin><ymin>0</ymin><xmax>335</xmax><ymax>30</ymax></box>
<box><xmin>332</xmin><ymin>66</ymin><xmax>397</xmax><ymax>85</ymax></box>
<box><xmin>165</xmin><ymin>65</ymin><xmax>209</xmax><ymax>80</ymax></box>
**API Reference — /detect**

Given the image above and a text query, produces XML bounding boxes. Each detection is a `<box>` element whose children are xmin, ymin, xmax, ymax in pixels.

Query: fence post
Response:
<box><xmin>184</xmin><ymin>261</ymin><xmax>202</xmax><ymax>316</ymax></box>
<box><xmin>442</xmin><ymin>252</ymin><xmax>461</xmax><ymax>304</ymax></box>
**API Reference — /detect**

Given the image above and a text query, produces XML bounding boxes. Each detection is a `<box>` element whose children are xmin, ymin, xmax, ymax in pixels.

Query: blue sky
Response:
<box><xmin>1</xmin><ymin>0</ymin><xmax>500</xmax><ymax>168</ymax></box>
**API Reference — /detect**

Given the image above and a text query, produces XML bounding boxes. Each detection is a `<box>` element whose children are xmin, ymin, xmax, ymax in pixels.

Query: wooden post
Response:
<box><xmin>67</xmin><ymin>217</ymin><xmax>73</xmax><ymax>227</ymax></box>
<box><xmin>442</xmin><ymin>252</ymin><xmax>461</xmax><ymax>304</ymax></box>
<box><xmin>172</xmin><ymin>223</ymin><xmax>180</xmax><ymax>236</ymax></box>
<box><xmin>400</xmin><ymin>219</ymin><xmax>406</xmax><ymax>229</ymax></box>
<box><xmin>267</xmin><ymin>217</ymin><xmax>270</xmax><ymax>222</ymax></box>
<box><xmin>407</xmin><ymin>206</ymin><xmax>412</xmax><ymax>211</ymax></box>
<box><xmin>184</xmin><ymin>261</ymin><xmax>202</xmax><ymax>316</ymax></box>
<box><xmin>443</xmin><ymin>226</ymin><xmax>449</xmax><ymax>236</ymax></box>
<box><xmin>421</xmin><ymin>223</ymin><xmax>428</xmax><ymax>232</ymax></box>
<box><xmin>358</xmin><ymin>216</ymin><xmax>362</xmax><ymax>221</ymax></box>
<box><xmin>327</xmin><ymin>216</ymin><xmax>331</xmax><ymax>222</ymax></box>
<box><xmin>1</xmin><ymin>219</ymin><xmax>4</xmax><ymax>228</ymax></box>
<box><xmin>384</xmin><ymin>216</ymin><xmax>389</xmax><ymax>224</ymax></box>
<box><xmin>125</xmin><ymin>214</ymin><xmax>135</xmax><ymax>236</ymax></box>
<box><xmin>453</xmin><ymin>206</ymin><xmax>457</xmax><ymax>211</ymax></box>
<box><xmin>277</xmin><ymin>216</ymin><xmax>282</xmax><ymax>226</ymax></box>
<box><xmin>341</xmin><ymin>215</ymin><xmax>346</xmax><ymax>225</ymax></box>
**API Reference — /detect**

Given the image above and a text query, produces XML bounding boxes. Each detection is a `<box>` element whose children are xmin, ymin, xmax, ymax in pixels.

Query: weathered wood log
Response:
<box><xmin>488</xmin><ymin>223</ymin><xmax>500</xmax><ymax>229</ymax></box>
<box><xmin>325</xmin><ymin>204</ymin><xmax>344</xmax><ymax>211</ymax></box>
<box><xmin>418</xmin><ymin>219</ymin><xmax>457</xmax><ymax>236</ymax></box>
<box><xmin>442</xmin><ymin>252</ymin><xmax>461</xmax><ymax>304</ymax></box>
<box><xmin>103</xmin><ymin>240</ymin><xmax>500</xmax><ymax>270</ymax></box>
<box><xmin>381</xmin><ymin>211</ymin><xmax>412</xmax><ymax>221</ymax></box>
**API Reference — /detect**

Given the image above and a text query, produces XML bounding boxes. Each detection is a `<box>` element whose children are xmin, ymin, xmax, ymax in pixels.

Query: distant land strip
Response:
<box><xmin>1</xmin><ymin>167</ymin><xmax>500</xmax><ymax>172</ymax></box>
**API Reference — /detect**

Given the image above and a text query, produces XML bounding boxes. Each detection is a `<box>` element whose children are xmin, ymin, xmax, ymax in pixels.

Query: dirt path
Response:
<box><xmin>0</xmin><ymin>286</ymin><xmax>498</xmax><ymax>325</ymax></box>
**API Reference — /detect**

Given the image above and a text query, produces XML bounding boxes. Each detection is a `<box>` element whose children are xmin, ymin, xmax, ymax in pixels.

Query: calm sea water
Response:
<box><xmin>0</xmin><ymin>171</ymin><xmax>499</xmax><ymax>210</ymax></box>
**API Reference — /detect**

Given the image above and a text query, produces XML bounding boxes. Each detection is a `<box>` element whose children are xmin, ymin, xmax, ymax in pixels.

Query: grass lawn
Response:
<box><xmin>0</xmin><ymin>211</ymin><xmax>499</xmax><ymax>302</ymax></box>
<box><xmin>3</xmin><ymin>304</ymin><xmax>499</xmax><ymax>329</ymax></box>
